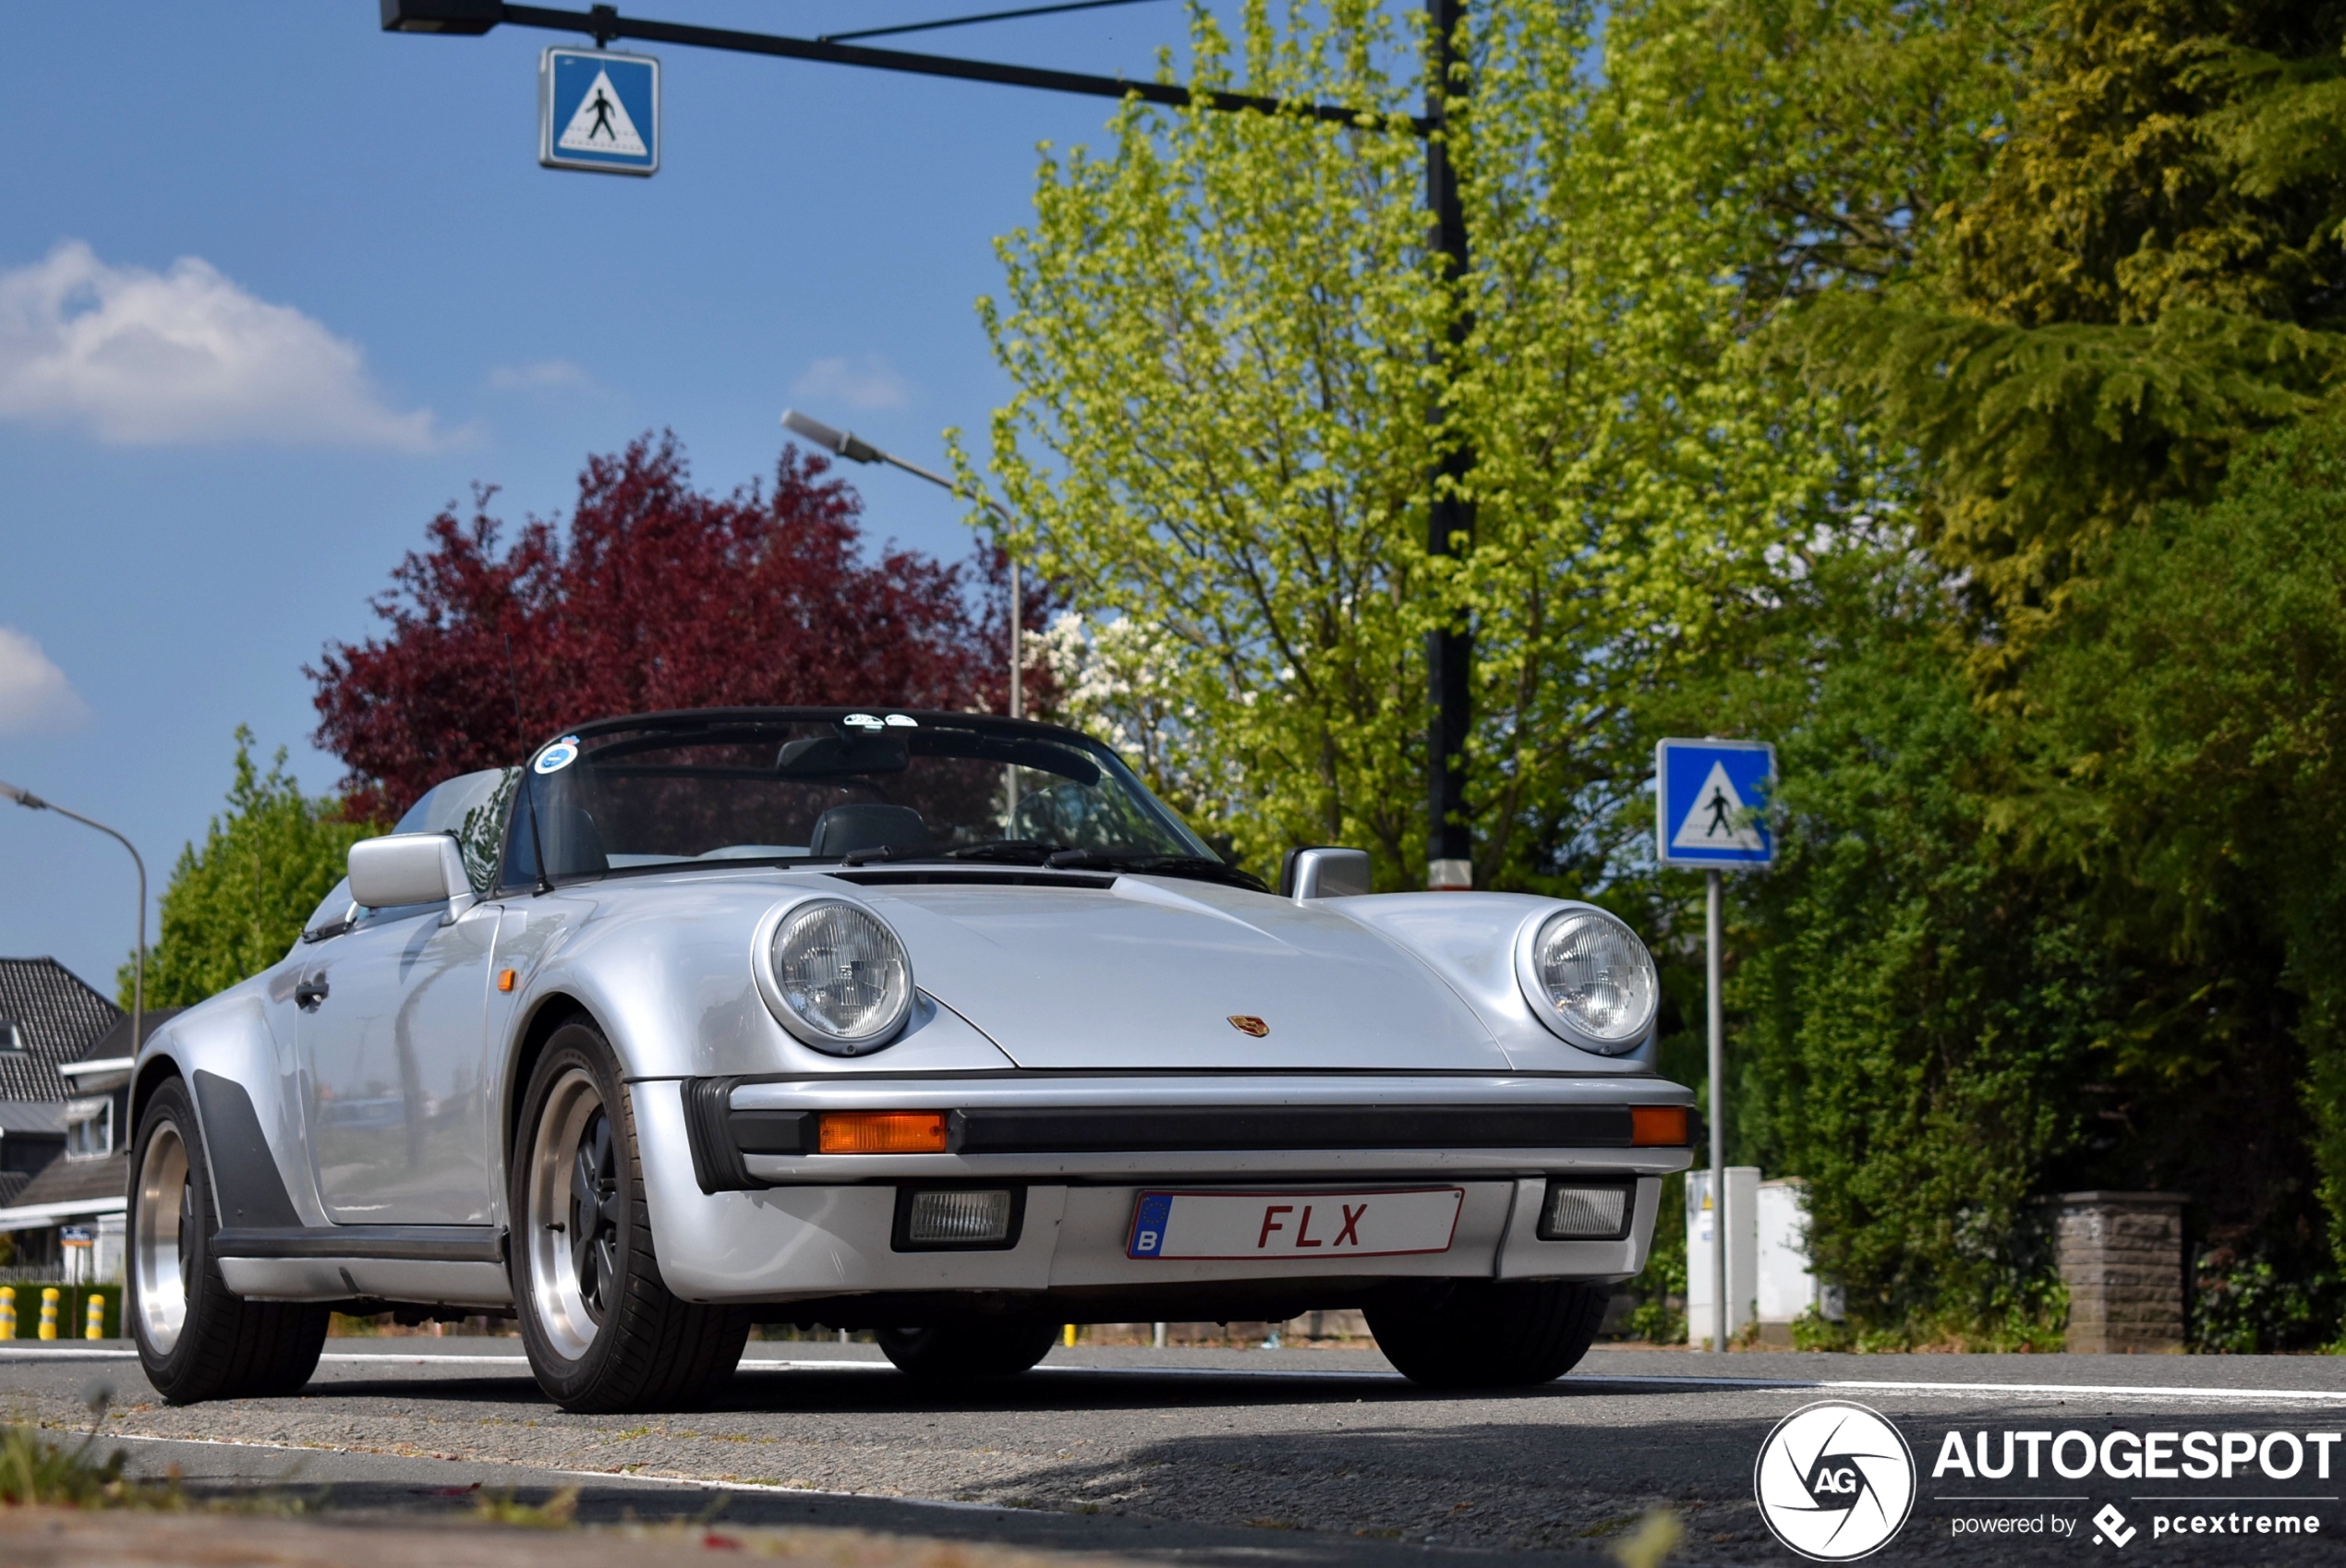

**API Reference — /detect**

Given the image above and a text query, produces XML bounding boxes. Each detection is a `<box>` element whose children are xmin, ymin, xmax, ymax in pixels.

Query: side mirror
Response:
<box><xmin>1279</xmin><ymin>846</ymin><xmax>1372</xmax><ymax>901</ymax></box>
<box><xmin>348</xmin><ymin>833</ymin><xmax>475</xmax><ymax>920</ymax></box>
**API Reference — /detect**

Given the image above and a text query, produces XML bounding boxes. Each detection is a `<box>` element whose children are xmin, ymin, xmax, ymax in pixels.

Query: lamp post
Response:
<box><xmin>781</xmin><ymin>408</ymin><xmax>1027</xmax><ymax>721</ymax></box>
<box><xmin>1</xmin><ymin>781</ymin><xmax>147</xmax><ymax>1059</ymax></box>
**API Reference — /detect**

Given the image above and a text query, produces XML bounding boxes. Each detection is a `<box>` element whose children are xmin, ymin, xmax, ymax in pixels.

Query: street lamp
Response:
<box><xmin>781</xmin><ymin>408</ymin><xmax>1028</xmax><ymax>722</ymax></box>
<box><xmin>0</xmin><ymin>780</ymin><xmax>148</xmax><ymax>1060</ymax></box>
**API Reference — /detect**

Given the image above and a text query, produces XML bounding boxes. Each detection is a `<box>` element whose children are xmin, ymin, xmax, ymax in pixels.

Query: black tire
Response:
<box><xmin>509</xmin><ymin>1021</ymin><xmax>750</xmax><ymax>1413</ymax></box>
<box><xmin>877</xmin><ymin>1320</ymin><xmax>1061</xmax><ymax>1379</ymax></box>
<box><xmin>1365</xmin><ymin>1279</ymin><xmax>1608</xmax><ymax>1389</ymax></box>
<box><xmin>127</xmin><ymin>1076</ymin><xmax>329</xmax><ymax>1404</ymax></box>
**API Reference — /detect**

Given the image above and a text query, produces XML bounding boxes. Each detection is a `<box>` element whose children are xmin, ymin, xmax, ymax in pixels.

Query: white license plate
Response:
<box><xmin>1125</xmin><ymin>1188</ymin><xmax>1464</xmax><ymax>1260</ymax></box>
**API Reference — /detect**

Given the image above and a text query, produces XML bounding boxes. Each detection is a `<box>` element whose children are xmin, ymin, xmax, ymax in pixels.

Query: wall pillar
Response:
<box><xmin>2050</xmin><ymin>1191</ymin><xmax>2186</xmax><ymax>1354</ymax></box>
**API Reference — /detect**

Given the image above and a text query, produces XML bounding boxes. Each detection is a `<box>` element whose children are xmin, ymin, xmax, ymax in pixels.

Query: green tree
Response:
<box><xmin>126</xmin><ymin>730</ymin><xmax>375</xmax><ymax>1007</ymax></box>
<box><xmin>962</xmin><ymin>0</ymin><xmax>1855</xmax><ymax>889</ymax></box>
<box><xmin>1785</xmin><ymin>0</ymin><xmax>2346</xmax><ymax>672</ymax></box>
<box><xmin>2023</xmin><ymin>409</ymin><xmax>2346</xmax><ymax>1312</ymax></box>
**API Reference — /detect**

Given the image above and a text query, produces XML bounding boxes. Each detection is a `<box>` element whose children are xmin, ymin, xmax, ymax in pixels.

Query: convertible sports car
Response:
<box><xmin>126</xmin><ymin>707</ymin><xmax>1693</xmax><ymax>1411</ymax></box>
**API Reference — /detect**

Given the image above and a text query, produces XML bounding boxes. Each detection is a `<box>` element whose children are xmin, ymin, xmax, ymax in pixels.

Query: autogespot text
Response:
<box><xmin>1932</xmin><ymin>1427</ymin><xmax>2343</xmax><ymax>1482</ymax></box>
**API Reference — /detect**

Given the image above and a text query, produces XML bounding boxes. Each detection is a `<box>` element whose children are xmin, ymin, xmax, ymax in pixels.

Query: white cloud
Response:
<box><xmin>487</xmin><ymin>358</ymin><xmax>593</xmax><ymax>392</ymax></box>
<box><xmin>789</xmin><ymin>354</ymin><xmax>913</xmax><ymax>412</ymax></box>
<box><xmin>0</xmin><ymin>240</ymin><xmax>447</xmax><ymax>449</ymax></box>
<box><xmin>0</xmin><ymin>627</ymin><xmax>90</xmax><ymax>733</ymax></box>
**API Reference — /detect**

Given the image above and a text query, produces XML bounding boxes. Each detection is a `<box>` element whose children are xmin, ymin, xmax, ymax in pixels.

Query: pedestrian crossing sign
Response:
<box><xmin>538</xmin><ymin>48</ymin><xmax>659</xmax><ymax>176</ymax></box>
<box><xmin>1655</xmin><ymin>738</ymin><xmax>1776</xmax><ymax>870</ymax></box>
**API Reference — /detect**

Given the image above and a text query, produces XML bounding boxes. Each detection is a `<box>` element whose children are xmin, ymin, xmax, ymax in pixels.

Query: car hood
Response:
<box><xmin>855</xmin><ymin>874</ymin><xmax>1511</xmax><ymax>1072</ymax></box>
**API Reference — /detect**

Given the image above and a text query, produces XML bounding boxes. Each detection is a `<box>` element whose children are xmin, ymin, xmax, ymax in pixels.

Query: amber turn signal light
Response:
<box><xmin>1630</xmin><ymin>1105</ymin><xmax>1689</xmax><ymax>1147</ymax></box>
<box><xmin>818</xmin><ymin>1111</ymin><xmax>949</xmax><ymax>1154</ymax></box>
<box><xmin>497</xmin><ymin>969</ymin><xmax>517</xmax><ymax>993</ymax></box>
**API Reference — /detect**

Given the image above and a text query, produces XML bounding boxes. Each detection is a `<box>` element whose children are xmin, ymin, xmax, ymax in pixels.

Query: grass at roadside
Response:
<box><xmin>1</xmin><ymin>1386</ymin><xmax>177</xmax><ymax>1509</ymax></box>
<box><xmin>1</xmin><ymin>1382</ymin><xmax>319</xmax><ymax>1514</ymax></box>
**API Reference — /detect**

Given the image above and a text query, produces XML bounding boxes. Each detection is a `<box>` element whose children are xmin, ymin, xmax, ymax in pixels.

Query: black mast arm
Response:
<box><xmin>383</xmin><ymin>2</ymin><xmax>1429</xmax><ymax>134</ymax></box>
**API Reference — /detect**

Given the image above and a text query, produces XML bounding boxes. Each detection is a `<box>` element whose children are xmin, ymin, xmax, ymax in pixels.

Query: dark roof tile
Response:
<box><xmin>0</xmin><ymin>959</ymin><xmax>120</xmax><ymax>1103</ymax></box>
<box><xmin>78</xmin><ymin>1006</ymin><xmax>187</xmax><ymax>1064</ymax></box>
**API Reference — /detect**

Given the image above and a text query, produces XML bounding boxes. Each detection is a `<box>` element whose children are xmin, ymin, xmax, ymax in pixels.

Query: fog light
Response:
<box><xmin>898</xmin><ymin>1188</ymin><xmax>1018</xmax><ymax>1249</ymax></box>
<box><xmin>1538</xmin><ymin>1182</ymin><xmax>1631</xmax><ymax>1240</ymax></box>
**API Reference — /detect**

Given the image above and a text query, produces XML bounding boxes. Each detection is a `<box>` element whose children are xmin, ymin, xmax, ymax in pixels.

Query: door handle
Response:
<box><xmin>295</xmin><ymin>973</ymin><xmax>329</xmax><ymax>1010</ymax></box>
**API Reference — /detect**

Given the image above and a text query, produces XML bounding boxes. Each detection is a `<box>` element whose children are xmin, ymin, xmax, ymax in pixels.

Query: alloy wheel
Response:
<box><xmin>525</xmin><ymin>1067</ymin><xmax>622</xmax><ymax>1359</ymax></box>
<box><xmin>133</xmin><ymin>1120</ymin><xmax>190</xmax><ymax>1352</ymax></box>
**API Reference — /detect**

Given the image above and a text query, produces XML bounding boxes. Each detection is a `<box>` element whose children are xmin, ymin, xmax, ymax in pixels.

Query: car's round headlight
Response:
<box><xmin>765</xmin><ymin>899</ymin><xmax>913</xmax><ymax>1053</ymax></box>
<box><xmin>1519</xmin><ymin>907</ymin><xmax>1657</xmax><ymax>1052</ymax></box>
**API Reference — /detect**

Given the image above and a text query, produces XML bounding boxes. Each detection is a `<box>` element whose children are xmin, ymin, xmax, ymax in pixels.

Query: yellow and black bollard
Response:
<box><xmin>38</xmin><ymin>1286</ymin><xmax>59</xmax><ymax>1340</ymax></box>
<box><xmin>85</xmin><ymin>1291</ymin><xmax>106</xmax><ymax>1340</ymax></box>
<box><xmin>0</xmin><ymin>1285</ymin><xmax>15</xmax><ymax>1340</ymax></box>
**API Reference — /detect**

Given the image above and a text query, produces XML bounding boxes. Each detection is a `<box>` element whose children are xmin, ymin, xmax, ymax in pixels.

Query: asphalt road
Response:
<box><xmin>6</xmin><ymin>1339</ymin><xmax>2346</xmax><ymax>1565</ymax></box>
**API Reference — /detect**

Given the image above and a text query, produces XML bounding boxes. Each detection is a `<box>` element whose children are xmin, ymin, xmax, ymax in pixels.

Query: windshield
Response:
<box><xmin>504</xmin><ymin>711</ymin><xmax>1219</xmax><ymax>885</ymax></box>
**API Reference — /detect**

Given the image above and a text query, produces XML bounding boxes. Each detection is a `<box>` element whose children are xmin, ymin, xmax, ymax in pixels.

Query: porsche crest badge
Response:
<box><xmin>1227</xmin><ymin>1015</ymin><xmax>1270</xmax><ymax>1038</ymax></box>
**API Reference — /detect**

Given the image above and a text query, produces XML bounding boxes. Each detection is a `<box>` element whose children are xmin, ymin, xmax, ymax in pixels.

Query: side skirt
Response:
<box><xmin>214</xmin><ymin>1226</ymin><xmax>511</xmax><ymax>1307</ymax></box>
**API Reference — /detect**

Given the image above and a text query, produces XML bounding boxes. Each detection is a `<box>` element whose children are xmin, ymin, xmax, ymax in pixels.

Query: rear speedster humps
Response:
<box><xmin>125</xmin><ymin>707</ymin><xmax>1693</xmax><ymax>1410</ymax></box>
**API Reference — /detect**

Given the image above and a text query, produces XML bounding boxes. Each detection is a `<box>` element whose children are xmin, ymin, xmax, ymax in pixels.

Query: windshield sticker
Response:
<box><xmin>534</xmin><ymin>738</ymin><xmax>581</xmax><ymax>775</ymax></box>
<box><xmin>885</xmin><ymin>713</ymin><xmax>918</xmax><ymax>728</ymax></box>
<box><xmin>844</xmin><ymin>713</ymin><xmax>884</xmax><ymax>730</ymax></box>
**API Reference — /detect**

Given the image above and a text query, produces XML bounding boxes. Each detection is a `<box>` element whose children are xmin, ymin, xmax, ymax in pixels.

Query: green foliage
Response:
<box><xmin>965</xmin><ymin>0</ymin><xmax>1855</xmax><ymax>888</ymax></box>
<box><xmin>2194</xmin><ymin>1255</ymin><xmax>2342</xmax><ymax>1356</ymax></box>
<box><xmin>126</xmin><ymin>730</ymin><xmax>374</xmax><ymax>1007</ymax></box>
<box><xmin>1659</xmin><ymin>534</ymin><xmax>2097</xmax><ymax>1341</ymax></box>
<box><xmin>1782</xmin><ymin>0</ymin><xmax>2346</xmax><ymax>670</ymax></box>
<box><xmin>2022</xmin><ymin>407</ymin><xmax>2346</xmax><ymax>1289</ymax></box>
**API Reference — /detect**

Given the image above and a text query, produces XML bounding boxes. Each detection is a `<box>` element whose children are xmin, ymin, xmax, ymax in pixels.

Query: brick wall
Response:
<box><xmin>2050</xmin><ymin>1192</ymin><xmax>2186</xmax><ymax>1354</ymax></box>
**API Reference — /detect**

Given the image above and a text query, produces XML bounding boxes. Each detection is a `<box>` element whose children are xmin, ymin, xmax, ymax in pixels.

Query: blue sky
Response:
<box><xmin>0</xmin><ymin>1</ymin><xmax>1246</xmax><ymax>993</ymax></box>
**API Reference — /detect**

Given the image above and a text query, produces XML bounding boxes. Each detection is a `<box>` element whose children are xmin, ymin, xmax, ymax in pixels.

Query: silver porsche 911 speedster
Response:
<box><xmin>125</xmin><ymin>707</ymin><xmax>1693</xmax><ymax>1411</ymax></box>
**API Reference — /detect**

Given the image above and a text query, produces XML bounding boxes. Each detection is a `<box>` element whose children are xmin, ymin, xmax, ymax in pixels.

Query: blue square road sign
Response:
<box><xmin>1656</xmin><ymin>738</ymin><xmax>1776</xmax><ymax>870</ymax></box>
<box><xmin>539</xmin><ymin>48</ymin><xmax>659</xmax><ymax>176</ymax></box>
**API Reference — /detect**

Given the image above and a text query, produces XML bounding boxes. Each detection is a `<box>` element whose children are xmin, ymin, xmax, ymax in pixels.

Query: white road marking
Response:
<box><xmin>1578</xmin><ymin>1375</ymin><xmax>2346</xmax><ymax>1405</ymax></box>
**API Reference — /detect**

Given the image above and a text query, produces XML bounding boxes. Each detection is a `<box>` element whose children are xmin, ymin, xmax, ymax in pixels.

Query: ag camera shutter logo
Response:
<box><xmin>1753</xmin><ymin>1400</ymin><xmax>1917</xmax><ymax>1561</ymax></box>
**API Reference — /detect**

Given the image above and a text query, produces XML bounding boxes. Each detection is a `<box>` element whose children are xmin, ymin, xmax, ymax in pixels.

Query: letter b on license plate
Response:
<box><xmin>1126</xmin><ymin>1188</ymin><xmax>1463</xmax><ymax>1260</ymax></box>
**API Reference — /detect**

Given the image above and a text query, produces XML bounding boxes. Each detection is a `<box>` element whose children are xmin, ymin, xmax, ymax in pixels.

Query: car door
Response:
<box><xmin>294</xmin><ymin>899</ymin><xmax>503</xmax><ymax>1224</ymax></box>
<box><xmin>293</xmin><ymin>768</ymin><xmax>515</xmax><ymax>1226</ymax></box>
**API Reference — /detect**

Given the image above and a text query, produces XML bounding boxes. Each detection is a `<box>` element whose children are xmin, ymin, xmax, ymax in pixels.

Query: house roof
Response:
<box><xmin>0</xmin><ymin>959</ymin><xmax>121</xmax><ymax>1102</ymax></box>
<box><xmin>12</xmin><ymin>1150</ymin><xmax>127</xmax><ymax>1209</ymax></box>
<box><xmin>0</xmin><ymin>1103</ymin><xmax>69</xmax><ymax>1136</ymax></box>
<box><xmin>77</xmin><ymin>1006</ymin><xmax>187</xmax><ymax>1064</ymax></box>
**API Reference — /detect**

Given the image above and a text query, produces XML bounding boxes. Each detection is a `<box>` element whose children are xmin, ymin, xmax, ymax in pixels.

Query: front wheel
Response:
<box><xmin>1366</xmin><ymin>1279</ymin><xmax>1607</xmax><ymax>1389</ymax></box>
<box><xmin>510</xmin><ymin>1021</ymin><xmax>748</xmax><ymax>1413</ymax></box>
<box><xmin>128</xmin><ymin>1077</ymin><xmax>328</xmax><ymax>1403</ymax></box>
<box><xmin>877</xmin><ymin>1320</ymin><xmax>1060</xmax><ymax>1379</ymax></box>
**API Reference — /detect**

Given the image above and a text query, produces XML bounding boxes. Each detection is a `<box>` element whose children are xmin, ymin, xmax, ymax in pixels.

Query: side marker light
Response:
<box><xmin>1630</xmin><ymin>1105</ymin><xmax>1689</xmax><ymax>1147</ymax></box>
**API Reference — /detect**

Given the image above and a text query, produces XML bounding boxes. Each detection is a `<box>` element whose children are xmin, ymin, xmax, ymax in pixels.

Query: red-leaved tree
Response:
<box><xmin>311</xmin><ymin>433</ymin><xmax>1033</xmax><ymax>820</ymax></box>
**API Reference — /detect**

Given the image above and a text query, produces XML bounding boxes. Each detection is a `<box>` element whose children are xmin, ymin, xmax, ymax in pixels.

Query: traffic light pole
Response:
<box><xmin>384</xmin><ymin>0</ymin><xmax>1474</xmax><ymax>886</ymax></box>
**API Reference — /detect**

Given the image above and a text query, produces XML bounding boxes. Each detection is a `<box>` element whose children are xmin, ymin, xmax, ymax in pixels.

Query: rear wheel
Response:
<box><xmin>1366</xmin><ymin>1279</ymin><xmax>1607</xmax><ymax>1389</ymax></box>
<box><xmin>877</xmin><ymin>1320</ymin><xmax>1060</xmax><ymax>1379</ymax></box>
<box><xmin>128</xmin><ymin>1076</ymin><xmax>328</xmax><ymax>1403</ymax></box>
<box><xmin>510</xmin><ymin>1021</ymin><xmax>749</xmax><ymax>1412</ymax></box>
